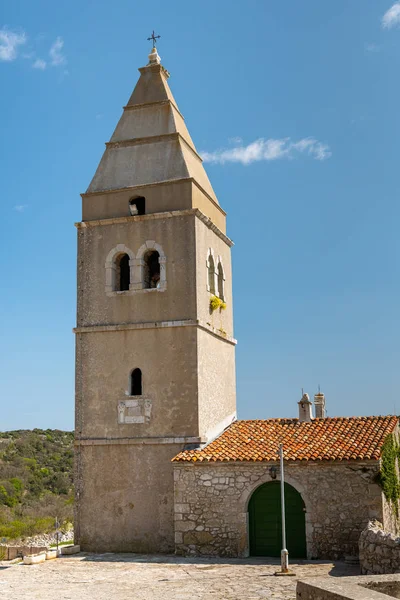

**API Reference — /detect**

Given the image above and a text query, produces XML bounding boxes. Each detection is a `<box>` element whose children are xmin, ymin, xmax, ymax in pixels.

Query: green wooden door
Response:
<box><xmin>248</xmin><ymin>481</ymin><xmax>306</xmax><ymax>558</ymax></box>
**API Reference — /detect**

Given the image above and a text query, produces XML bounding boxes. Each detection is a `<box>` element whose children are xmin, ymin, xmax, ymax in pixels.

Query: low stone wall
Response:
<box><xmin>0</xmin><ymin>546</ymin><xmax>48</xmax><ymax>561</ymax></box>
<box><xmin>174</xmin><ymin>460</ymin><xmax>383</xmax><ymax>559</ymax></box>
<box><xmin>0</xmin><ymin>529</ymin><xmax>73</xmax><ymax>562</ymax></box>
<box><xmin>297</xmin><ymin>574</ymin><xmax>400</xmax><ymax>600</ymax></box>
<box><xmin>359</xmin><ymin>520</ymin><xmax>400</xmax><ymax>575</ymax></box>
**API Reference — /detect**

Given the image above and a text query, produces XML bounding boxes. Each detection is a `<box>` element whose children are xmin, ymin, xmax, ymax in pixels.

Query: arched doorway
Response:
<box><xmin>248</xmin><ymin>481</ymin><xmax>306</xmax><ymax>558</ymax></box>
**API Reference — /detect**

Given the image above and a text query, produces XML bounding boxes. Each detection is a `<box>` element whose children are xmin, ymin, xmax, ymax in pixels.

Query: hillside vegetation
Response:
<box><xmin>0</xmin><ymin>429</ymin><xmax>74</xmax><ymax>541</ymax></box>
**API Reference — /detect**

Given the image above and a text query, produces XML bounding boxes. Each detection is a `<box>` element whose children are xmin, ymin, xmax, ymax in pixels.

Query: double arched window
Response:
<box><xmin>207</xmin><ymin>249</ymin><xmax>225</xmax><ymax>301</ymax></box>
<box><xmin>105</xmin><ymin>241</ymin><xmax>166</xmax><ymax>295</ymax></box>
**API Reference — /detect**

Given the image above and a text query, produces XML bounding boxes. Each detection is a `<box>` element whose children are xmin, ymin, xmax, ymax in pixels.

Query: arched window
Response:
<box><xmin>207</xmin><ymin>254</ymin><xmax>215</xmax><ymax>294</ymax></box>
<box><xmin>130</xmin><ymin>368</ymin><xmax>142</xmax><ymax>396</ymax></box>
<box><xmin>136</xmin><ymin>241</ymin><xmax>167</xmax><ymax>291</ymax></box>
<box><xmin>143</xmin><ymin>250</ymin><xmax>160</xmax><ymax>289</ymax></box>
<box><xmin>117</xmin><ymin>253</ymin><xmax>130</xmax><ymax>291</ymax></box>
<box><xmin>217</xmin><ymin>261</ymin><xmax>225</xmax><ymax>301</ymax></box>
<box><xmin>129</xmin><ymin>196</ymin><xmax>145</xmax><ymax>216</ymax></box>
<box><xmin>105</xmin><ymin>244</ymin><xmax>135</xmax><ymax>295</ymax></box>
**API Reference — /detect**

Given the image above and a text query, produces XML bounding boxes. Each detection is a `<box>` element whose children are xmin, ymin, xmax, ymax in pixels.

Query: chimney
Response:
<box><xmin>298</xmin><ymin>392</ymin><xmax>313</xmax><ymax>422</ymax></box>
<box><xmin>314</xmin><ymin>390</ymin><xmax>326</xmax><ymax>419</ymax></box>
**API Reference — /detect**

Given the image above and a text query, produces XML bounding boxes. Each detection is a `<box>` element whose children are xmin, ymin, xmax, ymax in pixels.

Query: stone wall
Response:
<box><xmin>173</xmin><ymin>461</ymin><xmax>383</xmax><ymax>559</ymax></box>
<box><xmin>0</xmin><ymin>546</ymin><xmax>48</xmax><ymax>561</ymax></box>
<box><xmin>76</xmin><ymin>441</ymin><xmax>183</xmax><ymax>553</ymax></box>
<box><xmin>359</xmin><ymin>521</ymin><xmax>400</xmax><ymax>575</ymax></box>
<box><xmin>382</xmin><ymin>494</ymin><xmax>400</xmax><ymax>536</ymax></box>
<box><xmin>297</xmin><ymin>574</ymin><xmax>400</xmax><ymax>600</ymax></box>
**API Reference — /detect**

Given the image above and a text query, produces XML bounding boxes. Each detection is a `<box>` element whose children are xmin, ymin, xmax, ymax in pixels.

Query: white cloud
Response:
<box><xmin>228</xmin><ymin>136</ymin><xmax>243</xmax><ymax>145</ymax></box>
<box><xmin>14</xmin><ymin>204</ymin><xmax>27</xmax><ymax>213</ymax></box>
<box><xmin>49</xmin><ymin>36</ymin><xmax>66</xmax><ymax>66</ymax></box>
<box><xmin>201</xmin><ymin>137</ymin><xmax>332</xmax><ymax>165</ymax></box>
<box><xmin>0</xmin><ymin>29</ymin><xmax>67</xmax><ymax>74</ymax></box>
<box><xmin>382</xmin><ymin>2</ymin><xmax>400</xmax><ymax>28</ymax></box>
<box><xmin>33</xmin><ymin>58</ymin><xmax>46</xmax><ymax>70</ymax></box>
<box><xmin>0</xmin><ymin>27</ymin><xmax>26</xmax><ymax>62</ymax></box>
<box><xmin>365</xmin><ymin>43</ymin><xmax>380</xmax><ymax>53</ymax></box>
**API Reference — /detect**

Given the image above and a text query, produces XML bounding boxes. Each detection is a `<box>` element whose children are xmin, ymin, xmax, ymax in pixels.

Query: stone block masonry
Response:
<box><xmin>0</xmin><ymin>546</ymin><xmax>48</xmax><ymax>561</ymax></box>
<box><xmin>359</xmin><ymin>520</ymin><xmax>400</xmax><ymax>575</ymax></box>
<box><xmin>173</xmin><ymin>461</ymin><xmax>384</xmax><ymax>559</ymax></box>
<box><xmin>297</xmin><ymin>574</ymin><xmax>400</xmax><ymax>600</ymax></box>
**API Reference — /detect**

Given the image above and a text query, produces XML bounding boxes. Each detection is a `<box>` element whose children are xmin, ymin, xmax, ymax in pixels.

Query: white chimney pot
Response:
<box><xmin>298</xmin><ymin>393</ymin><xmax>313</xmax><ymax>422</ymax></box>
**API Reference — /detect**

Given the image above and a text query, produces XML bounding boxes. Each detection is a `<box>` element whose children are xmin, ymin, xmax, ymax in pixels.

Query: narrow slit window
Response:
<box><xmin>143</xmin><ymin>250</ymin><xmax>160</xmax><ymax>289</ymax></box>
<box><xmin>130</xmin><ymin>368</ymin><xmax>142</xmax><ymax>396</ymax></box>
<box><xmin>117</xmin><ymin>254</ymin><xmax>130</xmax><ymax>291</ymax></box>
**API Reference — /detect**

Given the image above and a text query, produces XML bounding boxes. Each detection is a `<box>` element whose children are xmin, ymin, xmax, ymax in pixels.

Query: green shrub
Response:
<box><xmin>10</xmin><ymin>478</ymin><xmax>23</xmax><ymax>496</ymax></box>
<box><xmin>0</xmin><ymin>516</ymin><xmax>55</xmax><ymax>541</ymax></box>
<box><xmin>376</xmin><ymin>434</ymin><xmax>400</xmax><ymax>516</ymax></box>
<box><xmin>0</xmin><ymin>428</ymin><xmax>74</xmax><ymax>541</ymax></box>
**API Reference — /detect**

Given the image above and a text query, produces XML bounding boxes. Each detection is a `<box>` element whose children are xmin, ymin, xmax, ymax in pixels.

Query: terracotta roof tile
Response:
<box><xmin>172</xmin><ymin>416</ymin><xmax>398</xmax><ymax>463</ymax></box>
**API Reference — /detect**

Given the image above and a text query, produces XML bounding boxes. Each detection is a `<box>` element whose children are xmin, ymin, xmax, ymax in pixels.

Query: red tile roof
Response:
<box><xmin>173</xmin><ymin>416</ymin><xmax>398</xmax><ymax>463</ymax></box>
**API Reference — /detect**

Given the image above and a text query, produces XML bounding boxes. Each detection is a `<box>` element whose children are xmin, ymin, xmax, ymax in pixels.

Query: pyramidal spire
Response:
<box><xmin>86</xmin><ymin>47</ymin><xmax>218</xmax><ymax>206</ymax></box>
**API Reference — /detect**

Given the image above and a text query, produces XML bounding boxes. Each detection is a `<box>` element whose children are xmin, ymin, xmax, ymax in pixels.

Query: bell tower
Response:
<box><xmin>74</xmin><ymin>46</ymin><xmax>237</xmax><ymax>552</ymax></box>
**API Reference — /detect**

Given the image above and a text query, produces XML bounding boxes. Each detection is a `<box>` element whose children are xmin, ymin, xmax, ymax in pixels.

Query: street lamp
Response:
<box><xmin>275</xmin><ymin>445</ymin><xmax>296</xmax><ymax>577</ymax></box>
<box><xmin>269</xmin><ymin>465</ymin><xmax>277</xmax><ymax>479</ymax></box>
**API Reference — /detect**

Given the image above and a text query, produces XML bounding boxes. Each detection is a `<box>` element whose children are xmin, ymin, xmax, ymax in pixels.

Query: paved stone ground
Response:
<box><xmin>0</xmin><ymin>554</ymin><xmax>359</xmax><ymax>600</ymax></box>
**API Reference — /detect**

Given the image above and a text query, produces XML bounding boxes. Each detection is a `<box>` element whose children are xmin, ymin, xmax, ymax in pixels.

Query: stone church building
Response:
<box><xmin>74</xmin><ymin>46</ymin><xmax>398</xmax><ymax>560</ymax></box>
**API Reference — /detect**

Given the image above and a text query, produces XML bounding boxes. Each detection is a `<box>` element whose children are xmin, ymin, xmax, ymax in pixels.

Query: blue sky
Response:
<box><xmin>1</xmin><ymin>1</ymin><xmax>400</xmax><ymax>430</ymax></box>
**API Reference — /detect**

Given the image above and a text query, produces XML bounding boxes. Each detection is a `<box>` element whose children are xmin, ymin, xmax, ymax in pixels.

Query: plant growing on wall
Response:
<box><xmin>209</xmin><ymin>295</ymin><xmax>226</xmax><ymax>312</ymax></box>
<box><xmin>376</xmin><ymin>434</ymin><xmax>400</xmax><ymax>517</ymax></box>
<box><xmin>209</xmin><ymin>295</ymin><xmax>227</xmax><ymax>335</ymax></box>
<box><xmin>210</xmin><ymin>295</ymin><xmax>226</xmax><ymax>337</ymax></box>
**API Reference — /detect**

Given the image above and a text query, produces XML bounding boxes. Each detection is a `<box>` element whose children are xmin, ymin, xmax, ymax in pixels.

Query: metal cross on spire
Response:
<box><xmin>147</xmin><ymin>30</ymin><xmax>161</xmax><ymax>47</ymax></box>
